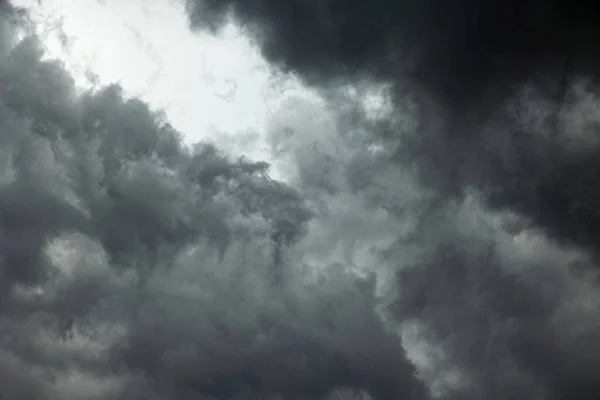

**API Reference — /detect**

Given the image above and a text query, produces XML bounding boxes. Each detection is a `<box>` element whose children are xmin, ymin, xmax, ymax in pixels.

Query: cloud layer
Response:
<box><xmin>1</xmin><ymin>1</ymin><xmax>600</xmax><ymax>399</ymax></box>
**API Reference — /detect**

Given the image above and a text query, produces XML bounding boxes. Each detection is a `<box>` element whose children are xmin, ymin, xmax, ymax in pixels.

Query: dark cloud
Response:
<box><xmin>2</xmin><ymin>0</ymin><xmax>600</xmax><ymax>399</ymax></box>
<box><xmin>186</xmin><ymin>1</ymin><xmax>600</xmax><ymax>107</ymax></box>
<box><xmin>186</xmin><ymin>0</ymin><xmax>600</xmax><ymax>259</ymax></box>
<box><xmin>0</xmin><ymin>4</ymin><xmax>428</xmax><ymax>399</ymax></box>
<box><xmin>185</xmin><ymin>16</ymin><xmax>600</xmax><ymax>398</ymax></box>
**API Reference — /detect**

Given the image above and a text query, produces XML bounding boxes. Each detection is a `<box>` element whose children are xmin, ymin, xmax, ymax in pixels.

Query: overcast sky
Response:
<box><xmin>2</xmin><ymin>1</ymin><xmax>600</xmax><ymax>399</ymax></box>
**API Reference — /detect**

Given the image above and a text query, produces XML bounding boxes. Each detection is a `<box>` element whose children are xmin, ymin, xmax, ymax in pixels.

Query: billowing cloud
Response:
<box><xmin>3</xmin><ymin>1</ymin><xmax>600</xmax><ymax>399</ymax></box>
<box><xmin>0</xmin><ymin>4</ymin><xmax>428</xmax><ymax>399</ymax></box>
<box><xmin>185</xmin><ymin>0</ymin><xmax>600</xmax><ymax>256</ymax></box>
<box><xmin>183</xmin><ymin>0</ymin><xmax>600</xmax><ymax>398</ymax></box>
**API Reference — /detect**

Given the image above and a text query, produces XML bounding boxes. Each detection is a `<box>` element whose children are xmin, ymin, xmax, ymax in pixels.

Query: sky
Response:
<box><xmin>2</xmin><ymin>0</ymin><xmax>600</xmax><ymax>399</ymax></box>
<box><xmin>11</xmin><ymin>0</ymin><xmax>390</xmax><ymax>168</ymax></box>
<box><xmin>11</xmin><ymin>0</ymin><xmax>294</xmax><ymax>156</ymax></box>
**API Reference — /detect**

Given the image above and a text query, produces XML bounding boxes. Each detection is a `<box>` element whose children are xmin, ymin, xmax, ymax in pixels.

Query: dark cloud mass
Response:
<box><xmin>187</xmin><ymin>1</ymin><xmax>599</xmax><ymax>105</ymax></box>
<box><xmin>0</xmin><ymin>0</ymin><xmax>600</xmax><ymax>399</ymax></box>
<box><xmin>187</xmin><ymin>0</ymin><xmax>600</xmax><ymax>255</ymax></box>
<box><xmin>186</xmin><ymin>0</ymin><xmax>600</xmax><ymax>397</ymax></box>
<box><xmin>183</xmin><ymin>7</ymin><xmax>600</xmax><ymax>398</ymax></box>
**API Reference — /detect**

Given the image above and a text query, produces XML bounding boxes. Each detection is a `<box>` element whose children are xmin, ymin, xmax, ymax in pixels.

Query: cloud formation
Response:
<box><xmin>187</xmin><ymin>0</ymin><xmax>600</xmax><ymax>398</ymax></box>
<box><xmin>0</xmin><ymin>3</ymin><xmax>426</xmax><ymax>399</ymax></box>
<box><xmin>186</xmin><ymin>0</ymin><xmax>600</xmax><ymax>256</ymax></box>
<box><xmin>187</xmin><ymin>1</ymin><xmax>599</xmax><ymax>103</ymax></box>
<box><xmin>2</xmin><ymin>1</ymin><xmax>600</xmax><ymax>399</ymax></box>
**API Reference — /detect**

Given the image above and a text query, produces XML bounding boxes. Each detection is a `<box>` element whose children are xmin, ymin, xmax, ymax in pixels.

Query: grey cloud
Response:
<box><xmin>259</xmin><ymin>71</ymin><xmax>600</xmax><ymax>398</ymax></box>
<box><xmin>0</xmin><ymin>4</ymin><xmax>428</xmax><ymax>399</ymax></box>
<box><xmin>185</xmin><ymin>0</ymin><xmax>600</xmax><ymax>264</ymax></box>
<box><xmin>4</xmin><ymin>0</ymin><xmax>600</xmax><ymax>399</ymax></box>
<box><xmin>183</xmin><ymin>15</ymin><xmax>600</xmax><ymax>399</ymax></box>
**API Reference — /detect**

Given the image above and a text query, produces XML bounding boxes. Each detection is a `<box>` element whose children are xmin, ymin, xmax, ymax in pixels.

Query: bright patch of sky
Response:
<box><xmin>11</xmin><ymin>0</ymin><xmax>307</xmax><ymax>155</ymax></box>
<box><xmin>11</xmin><ymin>0</ymin><xmax>393</xmax><ymax>170</ymax></box>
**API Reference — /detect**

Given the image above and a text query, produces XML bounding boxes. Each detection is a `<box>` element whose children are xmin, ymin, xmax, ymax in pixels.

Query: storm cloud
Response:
<box><xmin>0</xmin><ymin>3</ymin><xmax>426</xmax><ymax>399</ymax></box>
<box><xmin>186</xmin><ymin>0</ymin><xmax>600</xmax><ymax>256</ymax></box>
<box><xmin>1</xmin><ymin>0</ymin><xmax>600</xmax><ymax>399</ymax></box>
<box><xmin>184</xmin><ymin>0</ymin><xmax>600</xmax><ymax>398</ymax></box>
